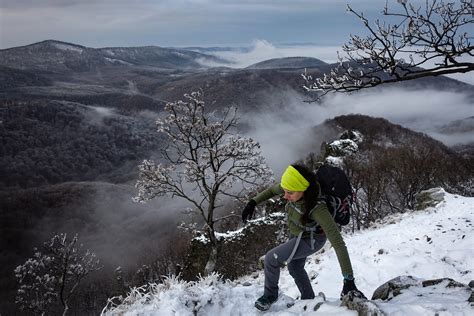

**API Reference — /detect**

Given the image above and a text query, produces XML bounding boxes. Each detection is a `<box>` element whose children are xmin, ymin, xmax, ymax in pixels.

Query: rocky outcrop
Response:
<box><xmin>339</xmin><ymin>275</ymin><xmax>473</xmax><ymax>315</ymax></box>
<box><xmin>181</xmin><ymin>213</ymin><xmax>286</xmax><ymax>281</ymax></box>
<box><xmin>415</xmin><ymin>187</ymin><xmax>446</xmax><ymax>210</ymax></box>
<box><xmin>181</xmin><ymin>213</ymin><xmax>287</xmax><ymax>281</ymax></box>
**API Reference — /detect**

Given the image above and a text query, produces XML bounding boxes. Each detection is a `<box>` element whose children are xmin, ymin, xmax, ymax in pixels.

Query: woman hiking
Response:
<box><xmin>241</xmin><ymin>164</ymin><xmax>366</xmax><ymax>311</ymax></box>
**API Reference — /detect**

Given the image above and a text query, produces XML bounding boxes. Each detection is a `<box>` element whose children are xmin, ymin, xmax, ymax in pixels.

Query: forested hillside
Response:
<box><xmin>0</xmin><ymin>100</ymin><xmax>160</xmax><ymax>189</ymax></box>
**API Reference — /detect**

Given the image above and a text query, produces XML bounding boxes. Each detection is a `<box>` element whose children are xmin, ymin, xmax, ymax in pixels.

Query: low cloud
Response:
<box><xmin>89</xmin><ymin>105</ymin><xmax>115</xmax><ymax>116</ymax></box>
<box><xmin>203</xmin><ymin>39</ymin><xmax>341</xmax><ymax>69</ymax></box>
<box><xmin>241</xmin><ymin>87</ymin><xmax>473</xmax><ymax>174</ymax></box>
<box><xmin>323</xmin><ymin>88</ymin><xmax>473</xmax><ymax>134</ymax></box>
<box><xmin>240</xmin><ymin>89</ymin><xmax>337</xmax><ymax>174</ymax></box>
<box><xmin>428</xmin><ymin>132</ymin><xmax>474</xmax><ymax>147</ymax></box>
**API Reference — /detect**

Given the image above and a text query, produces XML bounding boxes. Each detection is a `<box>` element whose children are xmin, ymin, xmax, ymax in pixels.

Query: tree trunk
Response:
<box><xmin>62</xmin><ymin>304</ymin><xmax>69</xmax><ymax>316</ymax></box>
<box><xmin>203</xmin><ymin>226</ymin><xmax>218</xmax><ymax>275</ymax></box>
<box><xmin>204</xmin><ymin>244</ymin><xmax>218</xmax><ymax>275</ymax></box>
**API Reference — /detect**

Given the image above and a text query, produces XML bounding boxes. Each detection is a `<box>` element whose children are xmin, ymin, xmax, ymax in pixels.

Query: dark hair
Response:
<box><xmin>292</xmin><ymin>164</ymin><xmax>320</xmax><ymax>225</ymax></box>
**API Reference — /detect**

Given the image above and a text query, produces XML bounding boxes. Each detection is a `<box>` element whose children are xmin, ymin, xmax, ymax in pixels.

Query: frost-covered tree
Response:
<box><xmin>134</xmin><ymin>91</ymin><xmax>273</xmax><ymax>275</ymax></box>
<box><xmin>304</xmin><ymin>0</ymin><xmax>473</xmax><ymax>99</ymax></box>
<box><xmin>14</xmin><ymin>233</ymin><xmax>101</xmax><ymax>316</ymax></box>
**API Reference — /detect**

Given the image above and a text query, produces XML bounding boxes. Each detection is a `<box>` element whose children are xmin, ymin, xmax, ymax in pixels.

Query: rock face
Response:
<box><xmin>181</xmin><ymin>213</ymin><xmax>287</xmax><ymax>281</ymax></box>
<box><xmin>340</xmin><ymin>276</ymin><xmax>473</xmax><ymax>315</ymax></box>
<box><xmin>415</xmin><ymin>187</ymin><xmax>446</xmax><ymax>210</ymax></box>
<box><xmin>322</xmin><ymin>130</ymin><xmax>362</xmax><ymax>156</ymax></box>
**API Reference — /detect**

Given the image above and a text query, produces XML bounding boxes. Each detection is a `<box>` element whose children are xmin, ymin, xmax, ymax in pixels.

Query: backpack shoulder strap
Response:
<box><xmin>308</xmin><ymin>198</ymin><xmax>332</xmax><ymax>218</ymax></box>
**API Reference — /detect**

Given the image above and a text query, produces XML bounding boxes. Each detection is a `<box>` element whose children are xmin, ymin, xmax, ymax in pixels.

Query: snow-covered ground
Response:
<box><xmin>103</xmin><ymin>189</ymin><xmax>474</xmax><ymax>315</ymax></box>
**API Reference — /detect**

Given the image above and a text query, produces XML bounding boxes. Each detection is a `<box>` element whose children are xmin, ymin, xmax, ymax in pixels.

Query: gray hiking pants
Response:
<box><xmin>264</xmin><ymin>234</ymin><xmax>327</xmax><ymax>299</ymax></box>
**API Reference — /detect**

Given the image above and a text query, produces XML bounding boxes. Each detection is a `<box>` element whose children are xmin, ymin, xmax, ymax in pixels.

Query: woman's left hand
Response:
<box><xmin>341</xmin><ymin>278</ymin><xmax>367</xmax><ymax>300</ymax></box>
<box><xmin>241</xmin><ymin>200</ymin><xmax>256</xmax><ymax>223</ymax></box>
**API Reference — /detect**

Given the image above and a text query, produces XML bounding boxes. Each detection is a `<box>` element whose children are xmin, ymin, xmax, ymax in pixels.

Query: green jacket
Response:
<box><xmin>252</xmin><ymin>182</ymin><xmax>354</xmax><ymax>277</ymax></box>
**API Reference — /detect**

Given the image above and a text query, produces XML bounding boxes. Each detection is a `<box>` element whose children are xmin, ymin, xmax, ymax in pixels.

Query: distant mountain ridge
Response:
<box><xmin>246</xmin><ymin>56</ymin><xmax>327</xmax><ymax>69</ymax></box>
<box><xmin>0</xmin><ymin>40</ymin><xmax>227</xmax><ymax>73</ymax></box>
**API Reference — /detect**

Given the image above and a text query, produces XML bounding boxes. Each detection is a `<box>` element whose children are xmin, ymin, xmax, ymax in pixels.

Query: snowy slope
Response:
<box><xmin>103</xmin><ymin>189</ymin><xmax>474</xmax><ymax>315</ymax></box>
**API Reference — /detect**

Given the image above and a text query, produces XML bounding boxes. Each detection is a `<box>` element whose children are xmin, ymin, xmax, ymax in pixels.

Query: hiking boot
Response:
<box><xmin>255</xmin><ymin>295</ymin><xmax>277</xmax><ymax>311</ymax></box>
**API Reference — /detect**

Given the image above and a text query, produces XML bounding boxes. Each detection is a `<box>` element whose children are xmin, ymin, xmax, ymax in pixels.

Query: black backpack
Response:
<box><xmin>315</xmin><ymin>165</ymin><xmax>353</xmax><ymax>225</ymax></box>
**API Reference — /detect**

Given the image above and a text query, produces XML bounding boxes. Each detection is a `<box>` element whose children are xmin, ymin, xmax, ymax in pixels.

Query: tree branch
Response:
<box><xmin>303</xmin><ymin>0</ymin><xmax>473</xmax><ymax>101</ymax></box>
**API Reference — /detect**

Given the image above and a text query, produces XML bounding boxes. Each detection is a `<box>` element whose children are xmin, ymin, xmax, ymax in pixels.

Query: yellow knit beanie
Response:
<box><xmin>280</xmin><ymin>165</ymin><xmax>309</xmax><ymax>191</ymax></box>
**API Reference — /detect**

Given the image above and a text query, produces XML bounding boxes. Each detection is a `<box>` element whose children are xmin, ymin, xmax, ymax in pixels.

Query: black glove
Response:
<box><xmin>341</xmin><ymin>278</ymin><xmax>367</xmax><ymax>300</ymax></box>
<box><xmin>241</xmin><ymin>200</ymin><xmax>257</xmax><ymax>223</ymax></box>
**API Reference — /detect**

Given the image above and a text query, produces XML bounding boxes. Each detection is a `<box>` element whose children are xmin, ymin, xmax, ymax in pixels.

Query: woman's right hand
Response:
<box><xmin>341</xmin><ymin>278</ymin><xmax>367</xmax><ymax>300</ymax></box>
<box><xmin>241</xmin><ymin>200</ymin><xmax>257</xmax><ymax>223</ymax></box>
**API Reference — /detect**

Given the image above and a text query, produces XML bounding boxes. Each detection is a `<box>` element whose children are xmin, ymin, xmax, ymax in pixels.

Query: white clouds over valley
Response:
<box><xmin>242</xmin><ymin>87</ymin><xmax>473</xmax><ymax>171</ymax></box>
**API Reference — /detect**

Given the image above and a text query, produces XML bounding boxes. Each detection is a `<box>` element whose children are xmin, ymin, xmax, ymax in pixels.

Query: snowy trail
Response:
<box><xmin>104</xmin><ymin>190</ymin><xmax>474</xmax><ymax>315</ymax></box>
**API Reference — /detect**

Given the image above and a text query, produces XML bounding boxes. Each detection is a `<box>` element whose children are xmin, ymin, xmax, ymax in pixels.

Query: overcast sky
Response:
<box><xmin>0</xmin><ymin>0</ymin><xmax>387</xmax><ymax>49</ymax></box>
<box><xmin>1</xmin><ymin>0</ymin><xmax>471</xmax><ymax>84</ymax></box>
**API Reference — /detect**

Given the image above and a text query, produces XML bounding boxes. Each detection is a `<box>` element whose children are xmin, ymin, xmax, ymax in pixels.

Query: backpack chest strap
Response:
<box><xmin>285</xmin><ymin>203</ymin><xmax>324</xmax><ymax>254</ymax></box>
<box><xmin>286</xmin><ymin>202</ymin><xmax>328</xmax><ymax>231</ymax></box>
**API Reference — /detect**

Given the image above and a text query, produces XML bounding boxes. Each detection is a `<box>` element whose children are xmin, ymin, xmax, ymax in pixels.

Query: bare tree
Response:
<box><xmin>134</xmin><ymin>91</ymin><xmax>273</xmax><ymax>275</ymax></box>
<box><xmin>303</xmin><ymin>0</ymin><xmax>473</xmax><ymax>99</ymax></box>
<box><xmin>14</xmin><ymin>233</ymin><xmax>101</xmax><ymax>316</ymax></box>
<box><xmin>380</xmin><ymin>141</ymin><xmax>450</xmax><ymax>210</ymax></box>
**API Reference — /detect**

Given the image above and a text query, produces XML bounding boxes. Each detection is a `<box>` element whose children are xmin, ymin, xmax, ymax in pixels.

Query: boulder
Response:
<box><xmin>371</xmin><ymin>276</ymin><xmax>421</xmax><ymax>301</ymax></box>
